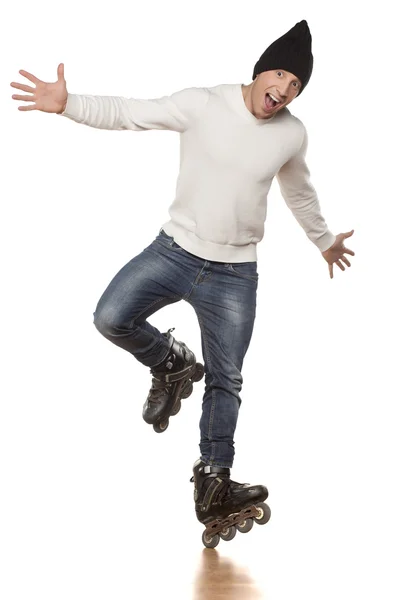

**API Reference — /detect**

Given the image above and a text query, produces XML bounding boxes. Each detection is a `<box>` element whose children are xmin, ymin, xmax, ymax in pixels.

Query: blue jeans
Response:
<box><xmin>93</xmin><ymin>229</ymin><xmax>258</xmax><ymax>468</ymax></box>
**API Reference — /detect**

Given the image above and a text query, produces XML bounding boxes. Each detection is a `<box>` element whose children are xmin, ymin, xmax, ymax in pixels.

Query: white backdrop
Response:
<box><xmin>1</xmin><ymin>1</ymin><xmax>399</xmax><ymax>599</ymax></box>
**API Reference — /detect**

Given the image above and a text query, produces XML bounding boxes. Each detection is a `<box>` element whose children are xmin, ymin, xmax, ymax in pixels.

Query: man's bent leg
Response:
<box><xmin>93</xmin><ymin>234</ymin><xmax>190</xmax><ymax>368</ymax></box>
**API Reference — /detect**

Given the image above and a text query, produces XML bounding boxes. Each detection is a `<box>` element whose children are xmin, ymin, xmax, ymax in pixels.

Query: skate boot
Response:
<box><xmin>190</xmin><ymin>458</ymin><xmax>271</xmax><ymax>548</ymax></box>
<box><xmin>142</xmin><ymin>328</ymin><xmax>204</xmax><ymax>433</ymax></box>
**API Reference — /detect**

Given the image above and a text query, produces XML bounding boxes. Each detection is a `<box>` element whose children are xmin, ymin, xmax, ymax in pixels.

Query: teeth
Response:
<box><xmin>268</xmin><ymin>93</ymin><xmax>280</xmax><ymax>104</ymax></box>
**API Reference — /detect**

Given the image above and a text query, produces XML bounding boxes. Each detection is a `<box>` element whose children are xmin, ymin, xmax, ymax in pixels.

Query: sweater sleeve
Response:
<box><xmin>275</xmin><ymin>126</ymin><xmax>336</xmax><ymax>252</ymax></box>
<box><xmin>57</xmin><ymin>86</ymin><xmax>210</xmax><ymax>133</ymax></box>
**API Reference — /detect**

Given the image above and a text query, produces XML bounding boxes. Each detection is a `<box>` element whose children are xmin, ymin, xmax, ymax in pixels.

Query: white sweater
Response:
<box><xmin>59</xmin><ymin>83</ymin><xmax>336</xmax><ymax>262</ymax></box>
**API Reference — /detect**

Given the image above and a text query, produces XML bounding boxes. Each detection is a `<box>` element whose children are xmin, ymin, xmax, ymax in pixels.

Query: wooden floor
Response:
<box><xmin>192</xmin><ymin>548</ymin><xmax>266</xmax><ymax>599</ymax></box>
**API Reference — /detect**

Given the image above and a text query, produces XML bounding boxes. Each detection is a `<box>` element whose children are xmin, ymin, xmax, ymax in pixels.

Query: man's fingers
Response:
<box><xmin>336</xmin><ymin>260</ymin><xmax>345</xmax><ymax>271</ymax></box>
<box><xmin>341</xmin><ymin>256</ymin><xmax>351</xmax><ymax>267</ymax></box>
<box><xmin>12</xmin><ymin>94</ymin><xmax>35</xmax><ymax>102</ymax></box>
<box><xmin>19</xmin><ymin>69</ymin><xmax>42</xmax><ymax>84</ymax></box>
<box><xmin>344</xmin><ymin>229</ymin><xmax>354</xmax><ymax>238</ymax></box>
<box><xmin>10</xmin><ymin>82</ymin><xmax>36</xmax><ymax>93</ymax></box>
<box><xmin>329</xmin><ymin>263</ymin><xmax>333</xmax><ymax>279</ymax></box>
<box><xmin>343</xmin><ymin>247</ymin><xmax>355</xmax><ymax>256</ymax></box>
<box><xmin>18</xmin><ymin>104</ymin><xmax>37</xmax><ymax>111</ymax></box>
<box><xmin>57</xmin><ymin>63</ymin><xmax>65</xmax><ymax>81</ymax></box>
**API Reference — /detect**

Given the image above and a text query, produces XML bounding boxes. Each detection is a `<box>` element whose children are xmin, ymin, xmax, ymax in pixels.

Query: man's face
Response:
<box><xmin>250</xmin><ymin>69</ymin><xmax>302</xmax><ymax>119</ymax></box>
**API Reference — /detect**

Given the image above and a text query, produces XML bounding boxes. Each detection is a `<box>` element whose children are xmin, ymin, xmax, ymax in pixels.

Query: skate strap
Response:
<box><xmin>203</xmin><ymin>466</ymin><xmax>230</xmax><ymax>475</ymax></box>
<box><xmin>202</xmin><ymin>477</ymin><xmax>226</xmax><ymax>511</ymax></box>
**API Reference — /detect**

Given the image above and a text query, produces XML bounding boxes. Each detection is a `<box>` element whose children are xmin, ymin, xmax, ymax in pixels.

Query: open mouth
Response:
<box><xmin>264</xmin><ymin>93</ymin><xmax>282</xmax><ymax>112</ymax></box>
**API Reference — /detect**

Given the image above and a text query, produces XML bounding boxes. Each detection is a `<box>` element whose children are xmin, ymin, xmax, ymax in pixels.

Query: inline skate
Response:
<box><xmin>142</xmin><ymin>328</ymin><xmax>204</xmax><ymax>432</ymax></box>
<box><xmin>190</xmin><ymin>458</ymin><xmax>271</xmax><ymax>548</ymax></box>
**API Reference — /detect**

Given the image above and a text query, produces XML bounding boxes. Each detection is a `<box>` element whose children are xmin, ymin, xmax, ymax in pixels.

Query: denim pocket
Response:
<box><xmin>227</xmin><ymin>262</ymin><xmax>259</xmax><ymax>281</ymax></box>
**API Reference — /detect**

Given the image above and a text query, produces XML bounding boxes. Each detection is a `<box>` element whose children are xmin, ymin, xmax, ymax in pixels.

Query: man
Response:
<box><xmin>11</xmin><ymin>20</ymin><xmax>355</xmax><ymax>547</ymax></box>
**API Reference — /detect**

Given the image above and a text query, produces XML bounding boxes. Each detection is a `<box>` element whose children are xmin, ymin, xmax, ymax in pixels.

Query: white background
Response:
<box><xmin>1</xmin><ymin>1</ymin><xmax>399</xmax><ymax>599</ymax></box>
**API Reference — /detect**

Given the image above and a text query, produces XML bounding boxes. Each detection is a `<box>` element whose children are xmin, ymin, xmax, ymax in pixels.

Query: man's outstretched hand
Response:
<box><xmin>322</xmin><ymin>229</ymin><xmax>355</xmax><ymax>279</ymax></box>
<box><xmin>11</xmin><ymin>64</ymin><xmax>68</xmax><ymax>114</ymax></box>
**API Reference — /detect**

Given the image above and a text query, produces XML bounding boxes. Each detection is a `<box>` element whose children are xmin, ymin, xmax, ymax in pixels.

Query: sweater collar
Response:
<box><xmin>233</xmin><ymin>83</ymin><xmax>277</xmax><ymax>126</ymax></box>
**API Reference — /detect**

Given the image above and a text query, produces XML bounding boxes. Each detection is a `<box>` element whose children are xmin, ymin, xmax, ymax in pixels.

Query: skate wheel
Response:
<box><xmin>180</xmin><ymin>381</ymin><xmax>193</xmax><ymax>400</ymax></box>
<box><xmin>192</xmin><ymin>363</ymin><xmax>205</xmax><ymax>383</ymax></box>
<box><xmin>236</xmin><ymin>518</ymin><xmax>254</xmax><ymax>533</ymax></box>
<box><xmin>254</xmin><ymin>502</ymin><xmax>271</xmax><ymax>525</ymax></box>
<box><xmin>220</xmin><ymin>525</ymin><xmax>236</xmax><ymax>542</ymax></box>
<box><xmin>171</xmin><ymin>399</ymin><xmax>181</xmax><ymax>416</ymax></box>
<box><xmin>202</xmin><ymin>530</ymin><xmax>220</xmax><ymax>549</ymax></box>
<box><xmin>153</xmin><ymin>419</ymin><xmax>169</xmax><ymax>433</ymax></box>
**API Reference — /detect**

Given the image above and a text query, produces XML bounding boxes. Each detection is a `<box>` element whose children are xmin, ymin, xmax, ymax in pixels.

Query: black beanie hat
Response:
<box><xmin>252</xmin><ymin>20</ymin><xmax>313</xmax><ymax>97</ymax></box>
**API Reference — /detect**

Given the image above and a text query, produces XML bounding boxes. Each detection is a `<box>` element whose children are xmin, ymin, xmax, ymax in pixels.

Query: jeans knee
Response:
<box><xmin>93</xmin><ymin>308</ymin><xmax>125</xmax><ymax>337</ymax></box>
